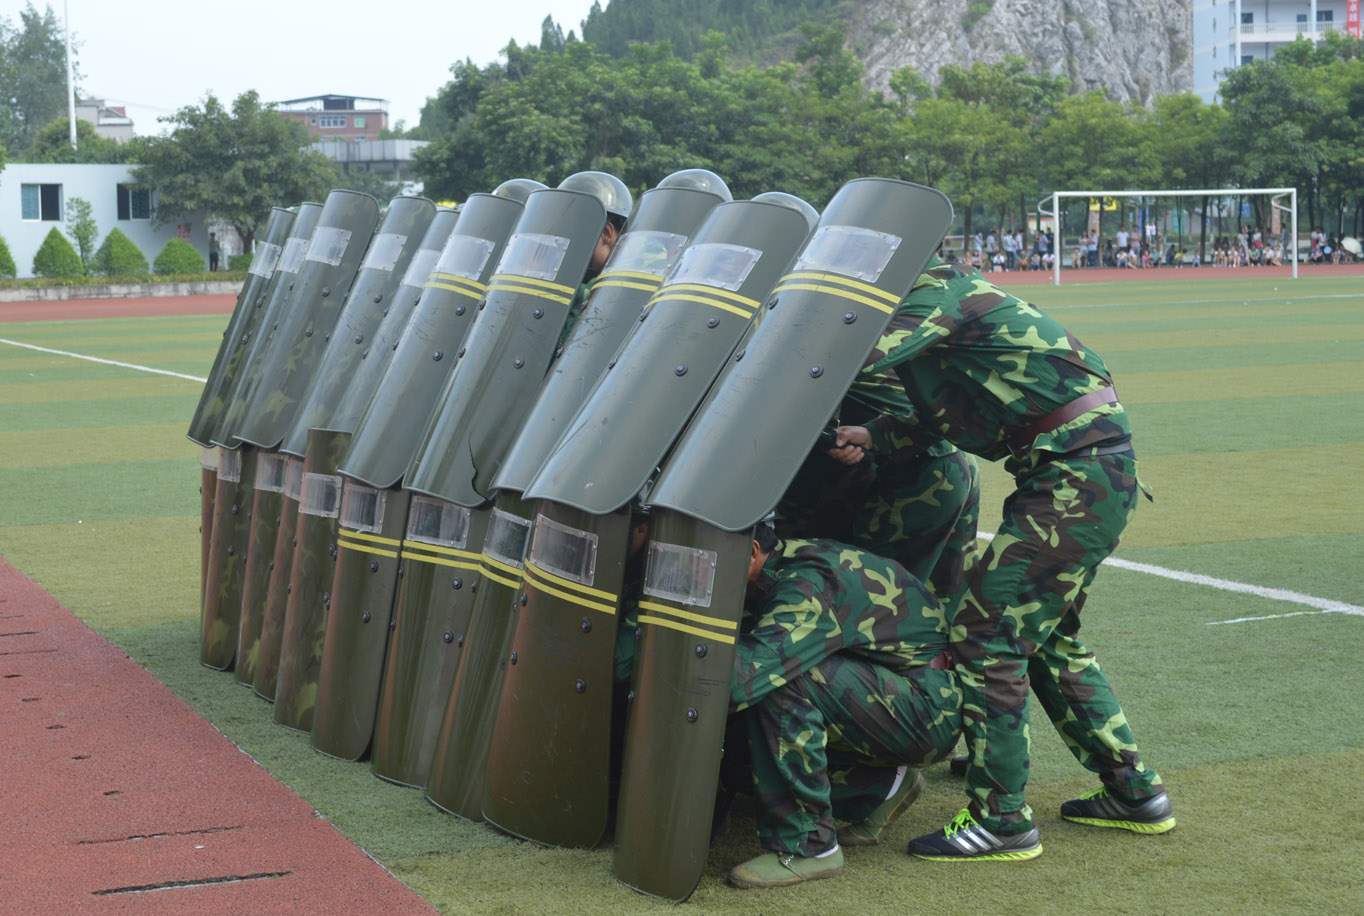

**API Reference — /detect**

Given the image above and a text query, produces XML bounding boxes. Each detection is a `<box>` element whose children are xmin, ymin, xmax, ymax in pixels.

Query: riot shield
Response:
<box><xmin>338</xmin><ymin>192</ymin><xmax>526</xmax><ymax>489</ymax></box>
<box><xmin>522</xmin><ymin>198</ymin><xmax>815</xmax><ymax>515</ymax></box>
<box><xmin>611</xmin><ymin>510</ymin><xmax>752</xmax><ymax>901</ymax></box>
<box><xmin>278</xmin><ymin>196</ymin><xmax>439</xmax><ymax>457</ymax></box>
<box><xmin>643</xmin><ymin>179</ymin><xmax>954</xmax><ymax>531</ymax></box>
<box><xmin>423</xmin><ymin>494</ymin><xmax>535</xmax><ymax>820</ymax></box>
<box><xmin>251</xmin><ymin>454</ymin><xmax>305</xmax><ymax>701</ymax></box>
<box><xmin>403</xmin><ymin>187</ymin><xmax>609</xmax><ymax>507</ymax></box>
<box><xmin>232</xmin><ymin>190</ymin><xmax>380</xmax><ymax>451</ymax></box>
<box><xmin>199</xmin><ymin>447</ymin><xmax>216</xmax><ymax>610</ymax></box>
<box><xmin>310</xmin><ymin>485</ymin><xmax>413</xmax><ymax>760</ymax></box>
<box><xmin>369</xmin><ymin>502</ymin><xmax>490</xmax><ymax>787</ymax></box>
<box><xmin>187</xmin><ymin>206</ymin><xmax>296</xmax><ymax>447</ymax></box>
<box><xmin>491</xmin><ymin>183</ymin><xmax>726</xmax><ymax>495</ymax></box>
<box><xmin>235</xmin><ymin>449</ymin><xmax>292</xmax><ymax>687</ymax></box>
<box><xmin>199</xmin><ymin>445</ymin><xmax>257</xmax><ymax>669</ymax></box>
<box><xmin>611</xmin><ymin>178</ymin><xmax>954</xmax><ymax>900</ymax></box>
<box><xmin>212</xmin><ymin>203</ymin><xmax>324</xmax><ymax>448</ymax></box>
<box><xmin>272</xmin><ymin>429</ymin><xmax>351</xmax><ymax>732</ymax></box>
<box><xmin>480</xmin><ymin>502</ymin><xmax>631</xmax><ymax>846</ymax></box>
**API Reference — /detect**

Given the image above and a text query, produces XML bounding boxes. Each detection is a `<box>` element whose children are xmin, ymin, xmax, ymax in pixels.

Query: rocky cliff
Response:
<box><xmin>846</xmin><ymin>0</ymin><xmax>1192</xmax><ymax>105</ymax></box>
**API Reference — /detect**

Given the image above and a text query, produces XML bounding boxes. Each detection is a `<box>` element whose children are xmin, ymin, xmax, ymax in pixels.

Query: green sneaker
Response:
<box><xmin>727</xmin><ymin>847</ymin><xmax>845</xmax><ymax>889</ymax></box>
<box><xmin>840</xmin><ymin>769</ymin><xmax>925</xmax><ymax>846</ymax></box>
<box><xmin>907</xmin><ymin>808</ymin><xmax>1042</xmax><ymax>862</ymax></box>
<box><xmin>1061</xmin><ymin>787</ymin><xmax>1176</xmax><ymax>834</ymax></box>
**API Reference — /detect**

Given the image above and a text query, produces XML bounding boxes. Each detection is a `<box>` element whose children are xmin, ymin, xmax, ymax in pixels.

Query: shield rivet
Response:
<box><xmin>275</xmin><ymin>515</ymin><xmax>281</xmax><ymax>525</ymax></box>
<box><xmin>707</xmin><ymin>316</ymin><xmax>719</xmax><ymax>328</ymax></box>
<box><xmin>361</xmin><ymin>611</ymin><xmax>371</xmax><ymax>623</ymax></box>
<box><xmin>685</xmin><ymin>708</ymin><xmax>699</xmax><ymax>723</ymax></box>
<box><xmin>226</xmin><ymin>545</ymin><xmax>234</xmax><ymax>556</ymax></box>
<box><xmin>231</xmin><ymin>504</ymin><xmax>239</xmax><ymax>514</ymax></box>
<box><xmin>328</xmin><ymin>544</ymin><xmax>337</xmax><ymax>558</ymax></box>
<box><xmin>269</xmin><ymin>560</ymin><xmax>275</xmax><ymax>570</ymax></box>
<box><xmin>510</xmin><ymin>651</ymin><xmax>518</xmax><ymax>665</ymax></box>
<box><xmin>452</xmin><ymin>577</ymin><xmax>463</xmax><ymax>589</ymax></box>
<box><xmin>304</xmin><ymin>326</ymin><xmax>313</xmax><ymax>337</ymax></box>
<box><xmin>810</xmin><ymin>365</ymin><xmax>824</xmax><ymax>378</ymax></box>
<box><xmin>638</xmin><ymin>312</ymin><xmax>647</xmax><ymax>322</ymax></box>
<box><xmin>457</xmin><ymin>634</ymin><xmax>465</xmax><ymax>647</ymax></box>
<box><xmin>392</xmin><ymin>342</ymin><xmax>399</xmax><ymax>350</ymax></box>
<box><xmin>361</xmin><ymin>348</ymin><xmax>369</xmax><ymax>359</ymax></box>
<box><xmin>626</xmin><ymin>690</ymin><xmax>635</xmax><ymax>703</ymax></box>
<box><xmin>675</xmin><ymin>364</ymin><xmax>687</xmax><ymax>376</ymax></box>
<box><xmin>389</xmin><ymin>619</ymin><xmax>397</xmax><ymax>631</ymax></box>
<box><xmin>373</xmin><ymin>293</ymin><xmax>383</xmax><ymax>303</ymax></box>
<box><xmin>354</xmin><ymin>334</ymin><xmax>363</xmax><ymax>344</ymax></box>
<box><xmin>555</xmin><ymin>347</ymin><xmax>564</xmax><ymax>359</ymax></box>
<box><xmin>514</xmin><ymin>357</ymin><xmax>525</xmax><ymax>368</ymax></box>
<box><xmin>581</xmin><ymin>618</ymin><xmax>592</xmax><ymax>633</ymax></box>
<box><xmin>533</xmin><ymin>308</ymin><xmax>544</xmax><ymax>319</ymax></box>
<box><xmin>458</xmin><ymin>347</ymin><xmax>466</xmax><ymax>358</ymax></box>
<box><xmin>574</xmin><ymin>678</ymin><xmax>586</xmax><ymax>693</ymax></box>
<box><xmin>695</xmin><ymin>643</ymin><xmax>708</xmax><ymax>658</ymax></box>
<box><xmin>735</xmin><ymin>349</ymin><xmax>746</xmax><ymax>362</ymax></box>
<box><xmin>520</xmin><ymin>593</ymin><xmax>528</xmax><ymax>606</ymax></box>
<box><xmin>767</xmin><ymin>297</ymin><xmax>779</xmax><ymax>310</ymax></box>
<box><xmin>286</xmin><ymin>583</ymin><xmax>292</xmax><ymax>594</ymax></box>
<box><xmin>291</xmin><ymin>536</ymin><xmax>297</xmax><ymax>546</ymax></box>
<box><xmin>635</xmin><ymin>627</ymin><xmax>642</xmax><ymax>640</ymax></box>
<box><xmin>369</xmin><ymin>561</ymin><xmax>379</xmax><ymax>573</ymax></box>
<box><xmin>241</xmin><ymin>334</ymin><xmax>249</xmax><ymax>344</ymax></box>
<box><xmin>321</xmin><ymin>287</ymin><xmax>330</xmax><ymax>298</ymax></box>
<box><xmin>433</xmin><ymin>350</ymin><xmax>443</xmax><ymax>361</ymax></box>
<box><xmin>443</xmin><ymin>631</ymin><xmax>454</xmax><ymax>644</ymax></box>
<box><xmin>843</xmin><ymin>311</ymin><xmax>857</xmax><ymax>324</ymax></box>
<box><xmin>455</xmin><ymin>305</ymin><xmax>466</xmax><ymax>316</ymax></box>
<box><xmin>478</xmin><ymin>299</ymin><xmax>487</xmax><ymax>310</ymax></box>
<box><xmin>607</xmin><ymin>358</ymin><xmax>616</xmax><ymax>369</ymax></box>
<box><xmin>323</xmin><ymin>592</ymin><xmax>331</xmax><ymax>609</ymax></box>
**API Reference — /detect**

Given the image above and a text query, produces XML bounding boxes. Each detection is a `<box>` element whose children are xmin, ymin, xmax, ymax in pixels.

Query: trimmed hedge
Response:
<box><xmin>153</xmin><ymin>238</ymin><xmax>206</xmax><ymax>275</ymax></box>
<box><xmin>94</xmin><ymin>229</ymin><xmax>150</xmax><ymax>277</ymax></box>
<box><xmin>32</xmin><ymin>227</ymin><xmax>85</xmax><ymax>279</ymax></box>
<box><xmin>228</xmin><ymin>252</ymin><xmax>253</xmax><ymax>271</ymax></box>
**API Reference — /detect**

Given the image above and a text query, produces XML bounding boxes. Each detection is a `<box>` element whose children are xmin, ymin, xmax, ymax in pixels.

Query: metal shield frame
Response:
<box><xmin>199</xmin><ymin>446</ymin><xmax>257</xmax><ymax>670</ymax></box>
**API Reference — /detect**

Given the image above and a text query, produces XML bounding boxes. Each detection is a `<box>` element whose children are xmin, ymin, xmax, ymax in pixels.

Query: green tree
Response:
<box><xmin>93</xmin><ymin>228</ymin><xmax>148</xmax><ymax>276</ymax></box>
<box><xmin>0</xmin><ymin>3</ymin><xmax>79</xmax><ymax>153</ymax></box>
<box><xmin>0</xmin><ymin>234</ymin><xmax>16</xmax><ymax>277</ymax></box>
<box><xmin>153</xmin><ymin>238</ymin><xmax>205</xmax><ymax>274</ymax></box>
<box><xmin>133</xmin><ymin>91</ymin><xmax>336</xmax><ymax>253</ymax></box>
<box><xmin>63</xmin><ymin>195</ymin><xmax>97</xmax><ymax>271</ymax></box>
<box><xmin>26</xmin><ymin>116</ymin><xmax>132</xmax><ymax>163</ymax></box>
<box><xmin>32</xmin><ymin>225</ymin><xmax>83</xmax><ymax>278</ymax></box>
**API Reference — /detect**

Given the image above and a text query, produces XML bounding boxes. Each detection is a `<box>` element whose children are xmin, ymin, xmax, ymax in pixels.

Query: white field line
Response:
<box><xmin>6</xmin><ymin>336</ymin><xmax>1360</xmax><ymax>624</ymax></box>
<box><xmin>0</xmin><ymin>338</ymin><xmax>208</xmax><ymax>383</ymax></box>
<box><xmin>976</xmin><ymin>533</ymin><xmax>1363</xmax><ymax>624</ymax></box>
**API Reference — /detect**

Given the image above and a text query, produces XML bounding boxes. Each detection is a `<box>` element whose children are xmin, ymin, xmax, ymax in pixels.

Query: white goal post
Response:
<box><xmin>1038</xmin><ymin>188</ymin><xmax>1298</xmax><ymax>286</ymax></box>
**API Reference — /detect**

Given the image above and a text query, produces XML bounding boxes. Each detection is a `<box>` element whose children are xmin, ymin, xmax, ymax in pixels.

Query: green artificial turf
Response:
<box><xmin>2</xmin><ymin>273</ymin><xmax>1361</xmax><ymax>914</ymax></box>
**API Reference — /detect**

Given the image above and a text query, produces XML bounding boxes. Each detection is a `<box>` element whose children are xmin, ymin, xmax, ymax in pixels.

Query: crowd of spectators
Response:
<box><xmin>941</xmin><ymin>223</ymin><xmax>1358</xmax><ymax>274</ymax></box>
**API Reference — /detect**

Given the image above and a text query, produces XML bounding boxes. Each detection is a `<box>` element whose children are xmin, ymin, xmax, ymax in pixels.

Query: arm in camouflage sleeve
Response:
<box><xmin>731</xmin><ymin>568</ymin><xmax>842</xmax><ymax>712</ymax></box>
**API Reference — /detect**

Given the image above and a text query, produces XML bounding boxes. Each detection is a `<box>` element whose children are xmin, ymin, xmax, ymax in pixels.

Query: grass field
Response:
<box><xmin>2</xmin><ymin>273</ymin><xmax>1362</xmax><ymax>915</ymax></box>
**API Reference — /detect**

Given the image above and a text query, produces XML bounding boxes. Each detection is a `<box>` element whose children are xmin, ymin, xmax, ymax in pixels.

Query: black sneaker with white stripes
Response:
<box><xmin>1060</xmin><ymin>787</ymin><xmax>1176</xmax><ymax>834</ymax></box>
<box><xmin>908</xmin><ymin>808</ymin><xmax>1042</xmax><ymax>862</ymax></box>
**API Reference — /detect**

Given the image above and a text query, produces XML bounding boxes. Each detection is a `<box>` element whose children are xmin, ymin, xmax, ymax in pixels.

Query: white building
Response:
<box><xmin>1</xmin><ymin>163</ymin><xmax>208</xmax><ymax>278</ymax></box>
<box><xmin>74</xmin><ymin>98</ymin><xmax>135</xmax><ymax>143</ymax></box>
<box><xmin>1193</xmin><ymin>1</ymin><xmax>1362</xmax><ymax>101</ymax></box>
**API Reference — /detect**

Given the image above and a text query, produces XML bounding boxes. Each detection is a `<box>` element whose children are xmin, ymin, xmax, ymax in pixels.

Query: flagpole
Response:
<box><xmin>66</xmin><ymin>0</ymin><xmax>77</xmax><ymax>149</ymax></box>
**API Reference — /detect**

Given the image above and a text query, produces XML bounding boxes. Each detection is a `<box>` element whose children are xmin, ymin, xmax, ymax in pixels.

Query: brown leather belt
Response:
<box><xmin>927</xmin><ymin>648</ymin><xmax>953</xmax><ymax>670</ymax></box>
<box><xmin>1009</xmin><ymin>387</ymin><xmax>1118</xmax><ymax>454</ymax></box>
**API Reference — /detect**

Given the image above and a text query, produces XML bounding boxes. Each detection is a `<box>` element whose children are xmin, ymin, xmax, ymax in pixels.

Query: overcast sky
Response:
<box><xmin>17</xmin><ymin>0</ymin><xmax>601</xmax><ymax>135</ymax></box>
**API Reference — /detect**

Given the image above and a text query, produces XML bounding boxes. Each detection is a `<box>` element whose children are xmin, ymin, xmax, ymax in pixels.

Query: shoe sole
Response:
<box><xmin>912</xmin><ymin>844</ymin><xmax>1042</xmax><ymax>863</ymax></box>
<box><xmin>1063</xmin><ymin>814</ymin><xmax>1176</xmax><ymax>834</ymax></box>
<box><xmin>839</xmin><ymin>772</ymin><xmax>925</xmax><ymax>847</ymax></box>
<box><xmin>727</xmin><ymin>865</ymin><xmax>843</xmax><ymax>889</ymax></box>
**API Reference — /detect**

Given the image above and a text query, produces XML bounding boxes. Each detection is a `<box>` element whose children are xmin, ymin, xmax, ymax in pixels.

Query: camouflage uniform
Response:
<box><xmin>862</xmin><ymin>257</ymin><xmax>1163</xmax><ymax>836</ymax></box>
<box><xmin>733</xmin><ymin>538</ymin><xmax>962</xmax><ymax>856</ymax></box>
<box><xmin>778</xmin><ymin>364</ymin><xmax>981</xmax><ymax>600</ymax></box>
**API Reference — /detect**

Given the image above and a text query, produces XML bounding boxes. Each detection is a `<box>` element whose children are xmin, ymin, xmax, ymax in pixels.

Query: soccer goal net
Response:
<box><xmin>1037</xmin><ymin>187</ymin><xmax>1298</xmax><ymax>286</ymax></box>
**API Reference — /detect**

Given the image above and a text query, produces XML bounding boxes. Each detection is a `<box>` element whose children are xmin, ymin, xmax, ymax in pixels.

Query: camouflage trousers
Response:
<box><xmin>952</xmin><ymin>451</ymin><xmax>1163</xmax><ymax>834</ymax></box>
<box><xmin>745</xmin><ymin>654</ymin><xmax>961</xmax><ymax>856</ymax></box>
<box><xmin>777</xmin><ymin>448</ymin><xmax>980</xmax><ymax>600</ymax></box>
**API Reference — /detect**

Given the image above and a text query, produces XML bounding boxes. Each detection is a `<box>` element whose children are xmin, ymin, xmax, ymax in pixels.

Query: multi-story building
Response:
<box><xmin>1193</xmin><ymin>1</ymin><xmax>1362</xmax><ymax>101</ymax></box>
<box><xmin>74</xmin><ymin>98</ymin><xmax>135</xmax><ymax>143</ymax></box>
<box><xmin>275</xmin><ymin>94</ymin><xmax>389</xmax><ymax>142</ymax></box>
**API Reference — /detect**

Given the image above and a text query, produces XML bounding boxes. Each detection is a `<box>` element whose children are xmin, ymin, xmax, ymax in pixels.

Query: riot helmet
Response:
<box><xmin>492</xmin><ymin>178</ymin><xmax>549</xmax><ymax>203</ymax></box>
<box><xmin>656</xmin><ymin>168</ymin><xmax>733</xmax><ymax>202</ymax></box>
<box><xmin>752</xmin><ymin>191</ymin><xmax>820</xmax><ymax>236</ymax></box>
<box><xmin>558</xmin><ymin>171</ymin><xmax>634</xmax><ymax>222</ymax></box>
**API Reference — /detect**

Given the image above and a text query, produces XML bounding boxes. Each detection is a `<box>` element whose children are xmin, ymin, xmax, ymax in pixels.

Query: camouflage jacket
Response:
<box><xmin>731</xmin><ymin>538</ymin><xmax>949</xmax><ymax>710</ymax></box>
<box><xmin>859</xmin><ymin>258</ymin><xmax>1131</xmax><ymax>471</ymax></box>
